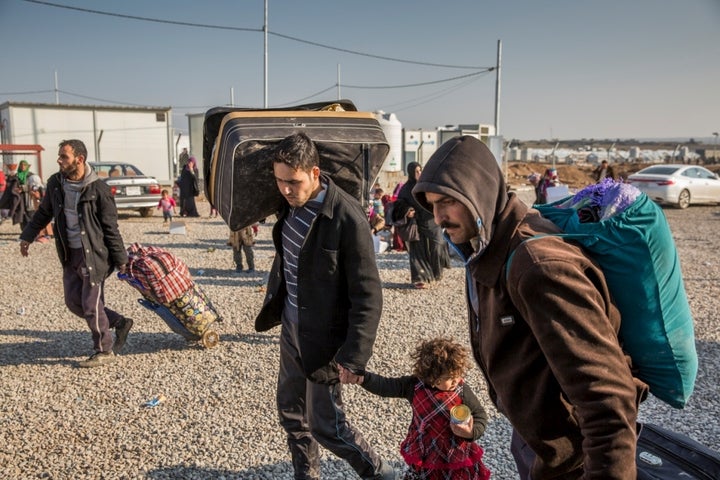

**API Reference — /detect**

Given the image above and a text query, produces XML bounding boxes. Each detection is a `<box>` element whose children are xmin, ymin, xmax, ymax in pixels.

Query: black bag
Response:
<box><xmin>202</xmin><ymin>100</ymin><xmax>389</xmax><ymax>231</ymax></box>
<box><xmin>395</xmin><ymin>217</ymin><xmax>419</xmax><ymax>242</ymax></box>
<box><xmin>636</xmin><ymin>423</ymin><xmax>720</xmax><ymax>479</ymax></box>
<box><xmin>383</xmin><ymin>201</ymin><xmax>396</xmax><ymax>226</ymax></box>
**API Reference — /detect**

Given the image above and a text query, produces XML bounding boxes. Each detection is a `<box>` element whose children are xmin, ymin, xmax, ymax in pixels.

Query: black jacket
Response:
<box><xmin>255</xmin><ymin>176</ymin><xmax>383</xmax><ymax>384</ymax></box>
<box><xmin>20</xmin><ymin>170</ymin><xmax>128</xmax><ymax>287</ymax></box>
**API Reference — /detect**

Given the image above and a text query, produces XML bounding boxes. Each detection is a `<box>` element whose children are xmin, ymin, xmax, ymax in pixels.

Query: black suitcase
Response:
<box><xmin>202</xmin><ymin>100</ymin><xmax>390</xmax><ymax>231</ymax></box>
<box><xmin>636</xmin><ymin>423</ymin><xmax>720</xmax><ymax>479</ymax></box>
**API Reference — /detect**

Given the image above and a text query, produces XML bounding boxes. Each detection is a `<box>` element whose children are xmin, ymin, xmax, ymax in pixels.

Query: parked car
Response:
<box><xmin>626</xmin><ymin>164</ymin><xmax>720</xmax><ymax>209</ymax></box>
<box><xmin>89</xmin><ymin>162</ymin><xmax>162</xmax><ymax>217</ymax></box>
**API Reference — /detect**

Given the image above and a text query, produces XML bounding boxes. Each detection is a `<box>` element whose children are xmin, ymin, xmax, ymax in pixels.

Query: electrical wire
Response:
<box><xmin>21</xmin><ymin>0</ymin><xmax>489</xmax><ymax>70</ymax></box>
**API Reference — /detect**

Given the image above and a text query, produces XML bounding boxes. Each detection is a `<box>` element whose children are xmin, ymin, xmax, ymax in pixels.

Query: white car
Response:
<box><xmin>90</xmin><ymin>162</ymin><xmax>162</xmax><ymax>217</ymax></box>
<box><xmin>626</xmin><ymin>164</ymin><xmax>720</xmax><ymax>209</ymax></box>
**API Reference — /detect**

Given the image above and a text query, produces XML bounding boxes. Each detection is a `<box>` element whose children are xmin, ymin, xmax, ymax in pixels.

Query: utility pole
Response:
<box><xmin>54</xmin><ymin>70</ymin><xmax>59</xmax><ymax>104</ymax></box>
<box><xmin>337</xmin><ymin>64</ymin><xmax>341</xmax><ymax>100</ymax></box>
<box><xmin>494</xmin><ymin>40</ymin><xmax>502</xmax><ymax>136</ymax></box>
<box><xmin>263</xmin><ymin>0</ymin><xmax>268</xmax><ymax>108</ymax></box>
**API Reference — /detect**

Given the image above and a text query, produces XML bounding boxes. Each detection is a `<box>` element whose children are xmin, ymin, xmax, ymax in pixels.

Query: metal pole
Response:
<box><xmin>264</xmin><ymin>0</ymin><xmax>268</xmax><ymax>108</ymax></box>
<box><xmin>54</xmin><ymin>70</ymin><xmax>59</xmax><ymax>104</ymax></box>
<box><xmin>494</xmin><ymin>40</ymin><xmax>502</xmax><ymax>136</ymax></box>
<box><xmin>337</xmin><ymin>64</ymin><xmax>341</xmax><ymax>100</ymax></box>
<box><xmin>230</xmin><ymin>87</ymin><xmax>235</xmax><ymax>107</ymax></box>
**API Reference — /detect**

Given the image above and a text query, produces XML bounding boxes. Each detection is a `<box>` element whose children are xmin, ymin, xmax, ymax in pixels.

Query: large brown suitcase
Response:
<box><xmin>202</xmin><ymin>100</ymin><xmax>389</xmax><ymax>231</ymax></box>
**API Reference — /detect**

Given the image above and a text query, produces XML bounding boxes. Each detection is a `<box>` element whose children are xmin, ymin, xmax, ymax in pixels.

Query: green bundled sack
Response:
<box><xmin>533</xmin><ymin>192</ymin><xmax>697</xmax><ymax>409</ymax></box>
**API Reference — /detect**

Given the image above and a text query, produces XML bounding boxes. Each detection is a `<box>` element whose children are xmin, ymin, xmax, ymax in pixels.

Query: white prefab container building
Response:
<box><xmin>375</xmin><ymin>111</ymin><xmax>402</xmax><ymax>172</ymax></box>
<box><xmin>0</xmin><ymin>102</ymin><xmax>175</xmax><ymax>184</ymax></box>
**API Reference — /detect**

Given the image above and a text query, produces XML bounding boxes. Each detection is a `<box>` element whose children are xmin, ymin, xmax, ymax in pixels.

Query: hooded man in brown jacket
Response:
<box><xmin>412</xmin><ymin>136</ymin><xmax>648</xmax><ymax>479</ymax></box>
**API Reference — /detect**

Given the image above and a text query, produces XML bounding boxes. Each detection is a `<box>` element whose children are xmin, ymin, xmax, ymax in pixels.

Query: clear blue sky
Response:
<box><xmin>1</xmin><ymin>0</ymin><xmax>719</xmax><ymax>141</ymax></box>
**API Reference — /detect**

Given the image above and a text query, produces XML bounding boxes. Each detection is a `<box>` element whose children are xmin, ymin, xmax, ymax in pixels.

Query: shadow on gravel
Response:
<box><xmin>146</xmin><ymin>458</ymin><xmax>399</xmax><ymax>479</ymax></box>
<box><xmin>147</xmin><ymin>465</ymin><xmax>257</xmax><ymax>480</ymax></box>
<box><xmin>0</xmin><ymin>329</ymin><xmax>98</xmax><ymax>366</ymax></box>
<box><xmin>218</xmin><ymin>332</ymin><xmax>280</xmax><ymax>346</ymax></box>
<box><xmin>382</xmin><ymin>281</ymin><xmax>423</xmax><ymax>289</ymax></box>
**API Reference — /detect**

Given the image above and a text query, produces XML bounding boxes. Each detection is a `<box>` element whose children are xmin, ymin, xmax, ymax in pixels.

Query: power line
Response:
<box><xmin>380</xmin><ymin>76</ymin><xmax>483</xmax><ymax>113</ymax></box>
<box><xmin>2</xmin><ymin>69</ymin><xmax>490</xmax><ymax>110</ymax></box>
<box><xmin>22</xmin><ymin>0</ymin><xmax>260</xmax><ymax>33</ymax></box>
<box><xmin>343</xmin><ymin>70</ymin><xmax>490</xmax><ymax>90</ymax></box>
<box><xmin>21</xmin><ymin>0</ymin><xmax>489</xmax><ymax>70</ymax></box>
<box><xmin>269</xmin><ymin>31</ymin><xmax>484</xmax><ymax>69</ymax></box>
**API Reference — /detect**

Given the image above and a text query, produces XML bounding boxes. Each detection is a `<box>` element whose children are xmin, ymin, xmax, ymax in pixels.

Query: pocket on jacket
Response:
<box><xmin>316</xmin><ymin>248</ymin><xmax>338</xmax><ymax>277</ymax></box>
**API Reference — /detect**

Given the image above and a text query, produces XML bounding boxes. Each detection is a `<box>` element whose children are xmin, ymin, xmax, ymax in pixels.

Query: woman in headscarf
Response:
<box><xmin>178</xmin><ymin>157</ymin><xmax>200</xmax><ymax>217</ymax></box>
<box><xmin>393</xmin><ymin>162</ymin><xmax>450</xmax><ymax>289</ymax></box>
<box><xmin>17</xmin><ymin>160</ymin><xmax>32</xmax><ymax>186</ymax></box>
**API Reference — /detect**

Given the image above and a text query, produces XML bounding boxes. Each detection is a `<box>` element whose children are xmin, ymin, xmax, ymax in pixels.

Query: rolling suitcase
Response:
<box><xmin>202</xmin><ymin>99</ymin><xmax>389</xmax><ymax>231</ymax></box>
<box><xmin>120</xmin><ymin>243</ymin><xmax>222</xmax><ymax>348</ymax></box>
<box><xmin>636</xmin><ymin>423</ymin><xmax>720</xmax><ymax>479</ymax></box>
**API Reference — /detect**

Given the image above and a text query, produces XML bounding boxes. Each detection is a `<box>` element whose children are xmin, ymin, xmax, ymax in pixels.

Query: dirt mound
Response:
<box><xmin>504</xmin><ymin>162</ymin><xmax>703</xmax><ymax>189</ymax></box>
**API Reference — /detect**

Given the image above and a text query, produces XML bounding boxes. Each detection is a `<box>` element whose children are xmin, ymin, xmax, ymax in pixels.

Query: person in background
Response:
<box><xmin>228</xmin><ymin>224</ymin><xmax>257</xmax><ymax>274</ymax></box>
<box><xmin>25</xmin><ymin>171</ymin><xmax>53</xmax><ymax>242</ymax></box>
<box><xmin>254</xmin><ymin>132</ymin><xmax>394</xmax><ymax>480</ymax></box>
<box><xmin>19</xmin><ymin>139</ymin><xmax>134</xmax><ymax>368</ymax></box>
<box><xmin>178</xmin><ymin>147</ymin><xmax>190</xmax><ymax>173</ymax></box>
<box><xmin>341</xmin><ymin>337</ymin><xmax>491</xmax><ymax>480</ymax></box>
<box><xmin>389</xmin><ymin>181</ymin><xmax>405</xmax><ymax>252</ymax></box>
<box><xmin>412</xmin><ymin>136</ymin><xmax>647</xmax><ymax>479</ymax></box>
<box><xmin>16</xmin><ymin>160</ymin><xmax>32</xmax><ymax>186</ymax></box>
<box><xmin>535</xmin><ymin>167</ymin><xmax>559</xmax><ymax>204</ymax></box>
<box><xmin>370</xmin><ymin>187</ymin><xmax>384</xmax><ymax>218</ymax></box>
<box><xmin>0</xmin><ymin>166</ymin><xmax>7</xmax><ymax>223</ymax></box>
<box><xmin>157</xmin><ymin>189</ymin><xmax>177</xmax><ymax>224</ymax></box>
<box><xmin>0</xmin><ymin>165</ymin><xmax>28</xmax><ymax>226</ymax></box>
<box><xmin>593</xmin><ymin>160</ymin><xmax>617</xmax><ymax>183</ymax></box>
<box><xmin>393</xmin><ymin>161</ymin><xmax>449</xmax><ymax>289</ymax></box>
<box><xmin>178</xmin><ymin>157</ymin><xmax>200</xmax><ymax>217</ymax></box>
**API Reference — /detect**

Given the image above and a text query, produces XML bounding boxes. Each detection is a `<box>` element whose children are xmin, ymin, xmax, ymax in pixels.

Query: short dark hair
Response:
<box><xmin>273</xmin><ymin>132</ymin><xmax>319</xmax><ymax>171</ymax></box>
<box><xmin>59</xmin><ymin>139</ymin><xmax>88</xmax><ymax>159</ymax></box>
<box><xmin>411</xmin><ymin>337</ymin><xmax>472</xmax><ymax>386</ymax></box>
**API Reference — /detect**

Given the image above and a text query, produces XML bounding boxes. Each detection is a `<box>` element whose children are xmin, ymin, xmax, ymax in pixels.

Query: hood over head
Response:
<box><xmin>406</xmin><ymin>161</ymin><xmax>421</xmax><ymax>181</ymax></box>
<box><xmin>412</xmin><ymin>135</ymin><xmax>507</xmax><ymax>249</ymax></box>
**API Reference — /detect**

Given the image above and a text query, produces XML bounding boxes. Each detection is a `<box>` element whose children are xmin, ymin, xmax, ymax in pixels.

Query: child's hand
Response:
<box><xmin>338</xmin><ymin>365</ymin><xmax>364</xmax><ymax>385</ymax></box>
<box><xmin>450</xmin><ymin>416</ymin><xmax>474</xmax><ymax>439</ymax></box>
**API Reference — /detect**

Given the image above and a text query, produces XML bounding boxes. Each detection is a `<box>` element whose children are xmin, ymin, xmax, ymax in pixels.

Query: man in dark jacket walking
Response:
<box><xmin>19</xmin><ymin>139</ymin><xmax>133</xmax><ymax>368</ymax></box>
<box><xmin>255</xmin><ymin>133</ymin><xmax>394</xmax><ymax>480</ymax></box>
<box><xmin>412</xmin><ymin>136</ymin><xmax>648</xmax><ymax>479</ymax></box>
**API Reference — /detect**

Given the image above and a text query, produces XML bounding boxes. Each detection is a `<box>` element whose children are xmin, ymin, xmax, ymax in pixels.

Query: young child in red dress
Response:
<box><xmin>341</xmin><ymin>337</ymin><xmax>491</xmax><ymax>480</ymax></box>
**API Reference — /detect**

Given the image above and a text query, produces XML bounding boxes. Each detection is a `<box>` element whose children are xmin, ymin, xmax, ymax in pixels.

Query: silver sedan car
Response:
<box><xmin>626</xmin><ymin>164</ymin><xmax>720</xmax><ymax>209</ymax></box>
<box><xmin>89</xmin><ymin>162</ymin><xmax>162</xmax><ymax>217</ymax></box>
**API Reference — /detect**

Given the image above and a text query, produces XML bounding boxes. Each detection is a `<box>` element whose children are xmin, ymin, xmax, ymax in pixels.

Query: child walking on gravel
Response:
<box><xmin>340</xmin><ymin>337</ymin><xmax>491</xmax><ymax>480</ymax></box>
<box><xmin>157</xmin><ymin>189</ymin><xmax>177</xmax><ymax>223</ymax></box>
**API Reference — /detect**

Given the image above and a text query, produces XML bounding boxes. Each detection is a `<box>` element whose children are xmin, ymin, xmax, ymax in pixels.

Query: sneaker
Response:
<box><xmin>113</xmin><ymin>317</ymin><xmax>134</xmax><ymax>354</ymax></box>
<box><xmin>245</xmin><ymin>268</ymin><xmax>255</xmax><ymax>274</ymax></box>
<box><xmin>78</xmin><ymin>351</ymin><xmax>116</xmax><ymax>368</ymax></box>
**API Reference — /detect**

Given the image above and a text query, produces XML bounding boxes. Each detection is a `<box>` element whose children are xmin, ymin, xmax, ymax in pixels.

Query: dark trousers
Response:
<box><xmin>63</xmin><ymin>248</ymin><xmax>123</xmax><ymax>353</ymax></box>
<box><xmin>277</xmin><ymin>319</ymin><xmax>382</xmax><ymax>480</ymax></box>
<box><xmin>233</xmin><ymin>244</ymin><xmax>254</xmax><ymax>270</ymax></box>
<box><xmin>511</xmin><ymin>428</ymin><xmax>536</xmax><ymax>480</ymax></box>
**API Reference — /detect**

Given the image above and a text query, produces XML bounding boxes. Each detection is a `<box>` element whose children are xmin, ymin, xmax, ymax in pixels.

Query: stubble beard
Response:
<box><xmin>61</xmin><ymin>159</ymin><xmax>81</xmax><ymax>180</ymax></box>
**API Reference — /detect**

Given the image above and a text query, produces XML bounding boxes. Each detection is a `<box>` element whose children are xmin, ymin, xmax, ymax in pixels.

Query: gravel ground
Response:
<box><xmin>1</xmin><ymin>196</ymin><xmax>719</xmax><ymax>479</ymax></box>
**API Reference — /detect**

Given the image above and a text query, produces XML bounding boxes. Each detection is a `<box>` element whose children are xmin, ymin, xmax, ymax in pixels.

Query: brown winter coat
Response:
<box><xmin>413</xmin><ymin>136</ymin><xmax>647</xmax><ymax>480</ymax></box>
